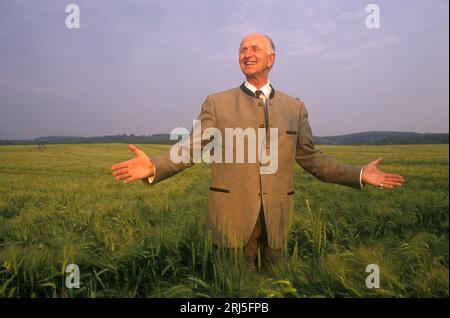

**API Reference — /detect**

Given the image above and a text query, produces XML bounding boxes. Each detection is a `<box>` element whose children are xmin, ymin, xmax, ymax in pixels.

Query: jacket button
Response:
<box><xmin>258</xmin><ymin>102</ymin><xmax>263</xmax><ymax>106</ymax></box>
<box><xmin>260</xmin><ymin>124</ymin><xmax>265</xmax><ymax>128</ymax></box>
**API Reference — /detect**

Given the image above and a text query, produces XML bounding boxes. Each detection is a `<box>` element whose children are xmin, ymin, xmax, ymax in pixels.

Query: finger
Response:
<box><xmin>380</xmin><ymin>178</ymin><xmax>404</xmax><ymax>187</ymax></box>
<box><xmin>384</xmin><ymin>176</ymin><xmax>405</xmax><ymax>183</ymax></box>
<box><xmin>385</xmin><ymin>174</ymin><xmax>405</xmax><ymax>181</ymax></box>
<box><xmin>111</xmin><ymin>163</ymin><xmax>128</xmax><ymax>171</ymax></box>
<box><xmin>123</xmin><ymin>176</ymin><xmax>136</xmax><ymax>184</ymax></box>
<box><xmin>115</xmin><ymin>173</ymin><xmax>131</xmax><ymax>181</ymax></box>
<box><xmin>128</xmin><ymin>144</ymin><xmax>139</xmax><ymax>154</ymax></box>
<box><xmin>112</xmin><ymin>168</ymin><xmax>128</xmax><ymax>176</ymax></box>
<box><xmin>372</xmin><ymin>157</ymin><xmax>383</xmax><ymax>166</ymax></box>
<box><xmin>384</xmin><ymin>180</ymin><xmax>404</xmax><ymax>187</ymax></box>
<box><xmin>377</xmin><ymin>182</ymin><xmax>393</xmax><ymax>189</ymax></box>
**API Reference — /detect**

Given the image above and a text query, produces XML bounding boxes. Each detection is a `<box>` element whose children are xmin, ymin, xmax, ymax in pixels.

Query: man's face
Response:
<box><xmin>239</xmin><ymin>35</ymin><xmax>275</xmax><ymax>79</ymax></box>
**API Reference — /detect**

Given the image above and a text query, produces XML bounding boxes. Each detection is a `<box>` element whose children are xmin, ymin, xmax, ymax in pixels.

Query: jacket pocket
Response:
<box><xmin>209</xmin><ymin>187</ymin><xmax>230</xmax><ymax>193</ymax></box>
<box><xmin>287</xmin><ymin>190</ymin><xmax>295</xmax><ymax>196</ymax></box>
<box><xmin>286</xmin><ymin>130</ymin><xmax>298</xmax><ymax>135</ymax></box>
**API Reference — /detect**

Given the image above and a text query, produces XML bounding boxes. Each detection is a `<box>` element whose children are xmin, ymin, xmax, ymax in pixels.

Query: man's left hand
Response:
<box><xmin>361</xmin><ymin>157</ymin><xmax>405</xmax><ymax>189</ymax></box>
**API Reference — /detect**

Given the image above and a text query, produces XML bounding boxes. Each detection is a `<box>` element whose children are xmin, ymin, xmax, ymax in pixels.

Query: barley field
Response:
<box><xmin>0</xmin><ymin>143</ymin><xmax>448</xmax><ymax>297</ymax></box>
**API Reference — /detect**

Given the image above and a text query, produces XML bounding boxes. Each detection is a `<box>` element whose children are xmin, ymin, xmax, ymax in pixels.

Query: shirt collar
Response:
<box><xmin>244</xmin><ymin>80</ymin><xmax>272</xmax><ymax>99</ymax></box>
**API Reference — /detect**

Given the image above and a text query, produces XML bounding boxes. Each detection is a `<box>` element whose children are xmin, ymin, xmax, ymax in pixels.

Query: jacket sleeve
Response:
<box><xmin>295</xmin><ymin>100</ymin><xmax>363</xmax><ymax>189</ymax></box>
<box><xmin>143</xmin><ymin>96</ymin><xmax>216</xmax><ymax>186</ymax></box>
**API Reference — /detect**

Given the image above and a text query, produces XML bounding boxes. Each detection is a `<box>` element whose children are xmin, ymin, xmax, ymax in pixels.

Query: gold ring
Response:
<box><xmin>379</xmin><ymin>183</ymin><xmax>384</xmax><ymax>188</ymax></box>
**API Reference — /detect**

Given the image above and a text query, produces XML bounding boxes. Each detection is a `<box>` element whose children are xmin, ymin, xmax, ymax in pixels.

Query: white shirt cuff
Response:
<box><xmin>147</xmin><ymin>167</ymin><xmax>156</xmax><ymax>183</ymax></box>
<box><xmin>359</xmin><ymin>168</ymin><xmax>364</xmax><ymax>189</ymax></box>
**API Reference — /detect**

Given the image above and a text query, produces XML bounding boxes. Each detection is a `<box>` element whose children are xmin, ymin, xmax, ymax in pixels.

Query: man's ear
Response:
<box><xmin>268</xmin><ymin>53</ymin><xmax>275</xmax><ymax>69</ymax></box>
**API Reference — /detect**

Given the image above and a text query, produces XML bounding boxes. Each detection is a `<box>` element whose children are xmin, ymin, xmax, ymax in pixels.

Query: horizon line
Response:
<box><xmin>1</xmin><ymin>130</ymin><xmax>449</xmax><ymax>141</ymax></box>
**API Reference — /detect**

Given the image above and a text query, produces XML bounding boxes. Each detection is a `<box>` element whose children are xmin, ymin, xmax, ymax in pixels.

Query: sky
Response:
<box><xmin>0</xmin><ymin>0</ymin><xmax>448</xmax><ymax>139</ymax></box>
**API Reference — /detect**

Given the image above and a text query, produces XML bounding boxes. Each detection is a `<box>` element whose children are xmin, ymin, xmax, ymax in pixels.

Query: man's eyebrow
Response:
<box><xmin>240</xmin><ymin>44</ymin><xmax>261</xmax><ymax>50</ymax></box>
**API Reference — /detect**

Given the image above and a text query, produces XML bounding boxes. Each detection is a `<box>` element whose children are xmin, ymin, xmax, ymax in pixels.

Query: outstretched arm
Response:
<box><xmin>295</xmin><ymin>101</ymin><xmax>405</xmax><ymax>189</ymax></box>
<box><xmin>111</xmin><ymin>96</ymin><xmax>216</xmax><ymax>185</ymax></box>
<box><xmin>295</xmin><ymin>101</ymin><xmax>363</xmax><ymax>188</ymax></box>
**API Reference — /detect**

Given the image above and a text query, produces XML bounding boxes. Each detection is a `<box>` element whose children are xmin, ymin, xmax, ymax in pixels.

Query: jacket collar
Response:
<box><xmin>240</xmin><ymin>82</ymin><xmax>275</xmax><ymax>100</ymax></box>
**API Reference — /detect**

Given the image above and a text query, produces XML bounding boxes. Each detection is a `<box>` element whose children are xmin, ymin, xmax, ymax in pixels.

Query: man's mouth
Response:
<box><xmin>244</xmin><ymin>61</ymin><xmax>257</xmax><ymax>65</ymax></box>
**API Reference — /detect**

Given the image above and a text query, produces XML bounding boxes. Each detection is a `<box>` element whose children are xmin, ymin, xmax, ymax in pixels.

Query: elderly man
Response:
<box><xmin>111</xmin><ymin>33</ymin><xmax>405</xmax><ymax>269</ymax></box>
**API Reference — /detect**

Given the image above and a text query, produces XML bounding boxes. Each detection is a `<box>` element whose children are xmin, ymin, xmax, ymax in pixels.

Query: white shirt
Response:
<box><xmin>244</xmin><ymin>80</ymin><xmax>271</xmax><ymax>101</ymax></box>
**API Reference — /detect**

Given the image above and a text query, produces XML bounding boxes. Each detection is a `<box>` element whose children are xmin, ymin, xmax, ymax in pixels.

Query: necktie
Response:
<box><xmin>255</xmin><ymin>90</ymin><xmax>269</xmax><ymax>133</ymax></box>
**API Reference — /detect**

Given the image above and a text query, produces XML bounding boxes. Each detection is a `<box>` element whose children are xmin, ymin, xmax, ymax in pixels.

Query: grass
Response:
<box><xmin>0</xmin><ymin>143</ymin><xmax>448</xmax><ymax>297</ymax></box>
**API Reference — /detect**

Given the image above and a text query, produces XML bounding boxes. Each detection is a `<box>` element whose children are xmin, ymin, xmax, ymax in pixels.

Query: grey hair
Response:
<box><xmin>265</xmin><ymin>35</ymin><xmax>275</xmax><ymax>54</ymax></box>
<box><xmin>265</xmin><ymin>35</ymin><xmax>275</xmax><ymax>70</ymax></box>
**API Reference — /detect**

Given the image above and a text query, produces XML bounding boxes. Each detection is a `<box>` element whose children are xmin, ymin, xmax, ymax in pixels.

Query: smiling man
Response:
<box><xmin>111</xmin><ymin>33</ymin><xmax>405</xmax><ymax>270</ymax></box>
<box><xmin>240</xmin><ymin>34</ymin><xmax>276</xmax><ymax>87</ymax></box>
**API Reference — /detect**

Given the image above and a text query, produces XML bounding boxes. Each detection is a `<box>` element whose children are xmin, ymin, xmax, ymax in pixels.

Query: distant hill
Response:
<box><xmin>313</xmin><ymin>131</ymin><xmax>449</xmax><ymax>145</ymax></box>
<box><xmin>0</xmin><ymin>134</ymin><xmax>179</xmax><ymax>146</ymax></box>
<box><xmin>0</xmin><ymin>131</ymin><xmax>448</xmax><ymax>146</ymax></box>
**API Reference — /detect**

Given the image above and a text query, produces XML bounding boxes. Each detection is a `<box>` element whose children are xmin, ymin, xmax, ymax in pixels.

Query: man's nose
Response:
<box><xmin>242</xmin><ymin>50</ymin><xmax>253</xmax><ymax>59</ymax></box>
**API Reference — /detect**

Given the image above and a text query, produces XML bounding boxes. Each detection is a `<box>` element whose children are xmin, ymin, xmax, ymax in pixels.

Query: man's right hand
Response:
<box><xmin>111</xmin><ymin>144</ymin><xmax>155</xmax><ymax>184</ymax></box>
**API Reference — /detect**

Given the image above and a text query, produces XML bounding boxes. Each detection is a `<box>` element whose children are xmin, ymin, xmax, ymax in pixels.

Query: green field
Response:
<box><xmin>0</xmin><ymin>144</ymin><xmax>448</xmax><ymax>297</ymax></box>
